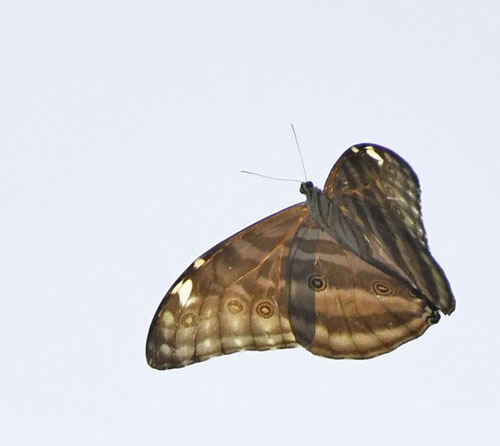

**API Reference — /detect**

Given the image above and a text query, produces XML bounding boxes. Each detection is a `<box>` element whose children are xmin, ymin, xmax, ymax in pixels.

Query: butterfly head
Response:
<box><xmin>299</xmin><ymin>181</ymin><xmax>314</xmax><ymax>195</ymax></box>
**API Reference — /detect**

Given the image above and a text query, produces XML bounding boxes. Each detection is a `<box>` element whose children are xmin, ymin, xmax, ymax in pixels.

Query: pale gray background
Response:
<box><xmin>2</xmin><ymin>1</ymin><xmax>499</xmax><ymax>445</ymax></box>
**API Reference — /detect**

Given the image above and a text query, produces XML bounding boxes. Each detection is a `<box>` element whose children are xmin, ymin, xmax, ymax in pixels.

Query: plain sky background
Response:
<box><xmin>2</xmin><ymin>1</ymin><xmax>499</xmax><ymax>445</ymax></box>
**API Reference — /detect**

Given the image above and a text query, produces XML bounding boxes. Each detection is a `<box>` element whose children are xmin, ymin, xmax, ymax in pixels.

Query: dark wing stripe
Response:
<box><xmin>332</xmin><ymin>196</ymin><xmax>373</xmax><ymax>259</ymax></box>
<box><xmin>341</xmin><ymin>158</ymin><xmax>360</xmax><ymax>189</ymax></box>
<box><xmin>363</xmin><ymin>194</ymin><xmax>415</xmax><ymax>279</ymax></box>
<box><xmin>287</xmin><ymin>222</ymin><xmax>318</xmax><ymax>347</ymax></box>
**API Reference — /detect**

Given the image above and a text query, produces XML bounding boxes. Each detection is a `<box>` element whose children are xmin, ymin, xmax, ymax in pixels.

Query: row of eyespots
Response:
<box><xmin>226</xmin><ymin>300</ymin><xmax>275</xmax><ymax>319</ymax></box>
<box><xmin>180</xmin><ymin>300</ymin><xmax>276</xmax><ymax>328</ymax></box>
<box><xmin>308</xmin><ymin>276</ymin><xmax>419</xmax><ymax>301</ymax></box>
<box><xmin>373</xmin><ymin>279</ymin><xmax>422</xmax><ymax>300</ymax></box>
<box><xmin>307</xmin><ymin>275</ymin><xmax>415</xmax><ymax>300</ymax></box>
<box><xmin>179</xmin><ymin>279</ymin><xmax>421</xmax><ymax>328</ymax></box>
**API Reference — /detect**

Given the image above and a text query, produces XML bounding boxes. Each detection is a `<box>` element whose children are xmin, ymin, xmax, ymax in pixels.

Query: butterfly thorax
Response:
<box><xmin>300</xmin><ymin>181</ymin><xmax>336</xmax><ymax>235</ymax></box>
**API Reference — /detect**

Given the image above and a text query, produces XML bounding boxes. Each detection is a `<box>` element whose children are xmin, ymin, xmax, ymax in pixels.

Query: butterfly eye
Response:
<box><xmin>308</xmin><ymin>274</ymin><xmax>327</xmax><ymax>291</ymax></box>
<box><xmin>300</xmin><ymin>181</ymin><xmax>314</xmax><ymax>194</ymax></box>
<box><xmin>372</xmin><ymin>280</ymin><xmax>394</xmax><ymax>296</ymax></box>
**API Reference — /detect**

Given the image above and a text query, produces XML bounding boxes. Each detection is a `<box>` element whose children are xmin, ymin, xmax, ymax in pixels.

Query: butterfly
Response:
<box><xmin>146</xmin><ymin>143</ymin><xmax>455</xmax><ymax>370</ymax></box>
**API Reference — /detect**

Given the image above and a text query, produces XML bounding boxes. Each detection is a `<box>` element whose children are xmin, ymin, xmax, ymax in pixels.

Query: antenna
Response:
<box><xmin>240</xmin><ymin>170</ymin><xmax>301</xmax><ymax>183</ymax></box>
<box><xmin>291</xmin><ymin>123</ymin><xmax>307</xmax><ymax>181</ymax></box>
<box><xmin>240</xmin><ymin>124</ymin><xmax>308</xmax><ymax>184</ymax></box>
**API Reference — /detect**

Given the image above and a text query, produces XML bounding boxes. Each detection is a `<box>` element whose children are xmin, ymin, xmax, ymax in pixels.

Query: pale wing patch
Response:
<box><xmin>365</xmin><ymin>146</ymin><xmax>384</xmax><ymax>166</ymax></box>
<box><xmin>177</xmin><ymin>279</ymin><xmax>193</xmax><ymax>306</ymax></box>
<box><xmin>161</xmin><ymin>311</ymin><xmax>175</xmax><ymax>326</ymax></box>
<box><xmin>171</xmin><ymin>280</ymin><xmax>183</xmax><ymax>295</ymax></box>
<box><xmin>193</xmin><ymin>258</ymin><xmax>205</xmax><ymax>269</ymax></box>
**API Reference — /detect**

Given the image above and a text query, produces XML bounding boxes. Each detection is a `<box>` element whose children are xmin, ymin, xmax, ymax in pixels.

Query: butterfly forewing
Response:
<box><xmin>324</xmin><ymin>143</ymin><xmax>426</xmax><ymax>245</ymax></box>
<box><xmin>323</xmin><ymin>144</ymin><xmax>455</xmax><ymax>314</ymax></box>
<box><xmin>146</xmin><ymin>204</ymin><xmax>309</xmax><ymax>369</ymax></box>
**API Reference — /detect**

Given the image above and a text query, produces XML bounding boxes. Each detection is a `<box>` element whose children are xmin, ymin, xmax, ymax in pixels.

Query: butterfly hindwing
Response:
<box><xmin>287</xmin><ymin>218</ymin><xmax>437</xmax><ymax>359</ymax></box>
<box><xmin>146</xmin><ymin>204</ymin><xmax>309</xmax><ymax>369</ymax></box>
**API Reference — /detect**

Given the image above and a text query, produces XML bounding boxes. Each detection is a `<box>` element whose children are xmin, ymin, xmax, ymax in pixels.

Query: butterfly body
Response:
<box><xmin>146</xmin><ymin>144</ymin><xmax>454</xmax><ymax>369</ymax></box>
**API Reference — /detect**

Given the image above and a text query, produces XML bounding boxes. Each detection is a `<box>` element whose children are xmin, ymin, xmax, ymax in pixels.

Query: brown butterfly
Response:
<box><xmin>146</xmin><ymin>143</ymin><xmax>455</xmax><ymax>370</ymax></box>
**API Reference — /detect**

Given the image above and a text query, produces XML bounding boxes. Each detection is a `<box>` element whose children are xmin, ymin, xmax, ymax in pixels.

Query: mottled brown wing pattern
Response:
<box><xmin>287</xmin><ymin>216</ymin><xmax>437</xmax><ymax>359</ymax></box>
<box><xmin>147</xmin><ymin>142</ymin><xmax>454</xmax><ymax>370</ymax></box>
<box><xmin>146</xmin><ymin>204</ymin><xmax>309</xmax><ymax>369</ymax></box>
<box><xmin>323</xmin><ymin>144</ymin><xmax>455</xmax><ymax>314</ymax></box>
